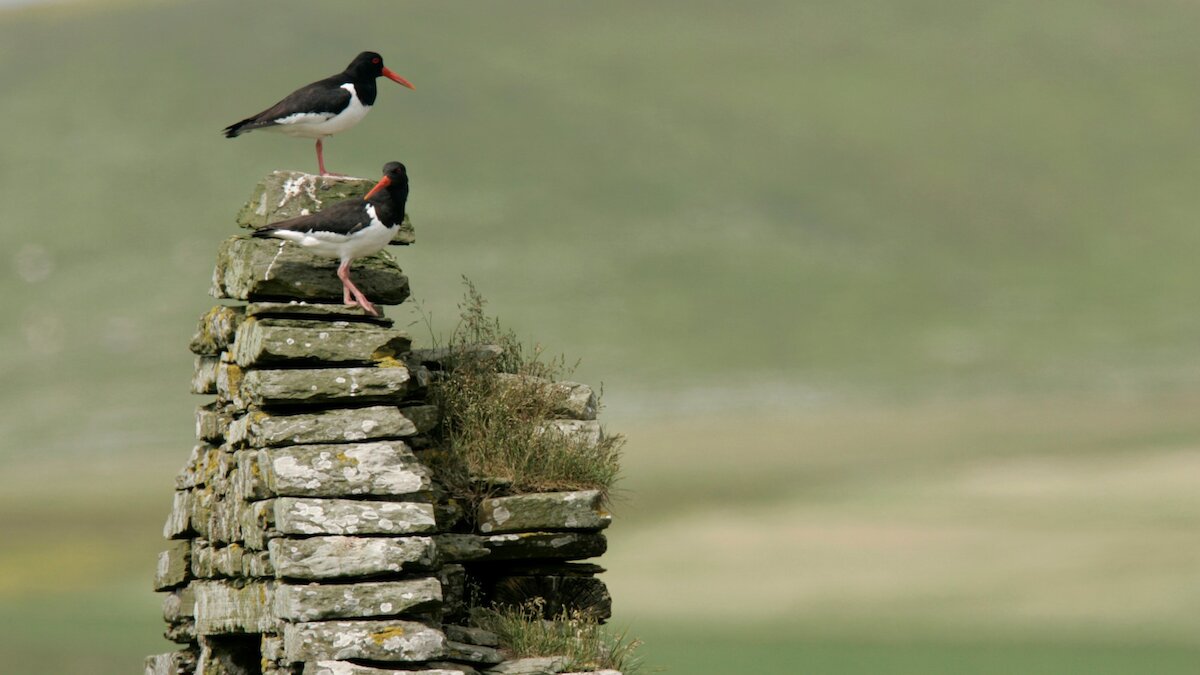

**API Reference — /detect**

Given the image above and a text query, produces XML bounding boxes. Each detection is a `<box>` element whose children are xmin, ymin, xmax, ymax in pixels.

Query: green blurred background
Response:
<box><xmin>2</xmin><ymin>1</ymin><xmax>1199</xmax><ymax>673</ymax></box>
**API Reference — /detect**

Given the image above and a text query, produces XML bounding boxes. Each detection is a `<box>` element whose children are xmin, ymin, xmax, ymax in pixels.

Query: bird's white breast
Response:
<box><xmin>272</xmin><ymin>83</ymin><xmax>372</xmax><ymax>138</ymax></box>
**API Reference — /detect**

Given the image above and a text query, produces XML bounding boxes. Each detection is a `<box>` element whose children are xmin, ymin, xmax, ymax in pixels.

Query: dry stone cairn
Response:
<box><xmin>148</xmin><ymin>172</ymin><xmax>619</xmax><ymax>675</ymax></box>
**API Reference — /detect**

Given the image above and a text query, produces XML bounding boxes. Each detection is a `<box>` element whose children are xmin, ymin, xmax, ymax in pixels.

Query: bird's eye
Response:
<box><xmin>372</xmin><ymin>57</ymin><xmax>381</xmax><ymax>64</ymax></box>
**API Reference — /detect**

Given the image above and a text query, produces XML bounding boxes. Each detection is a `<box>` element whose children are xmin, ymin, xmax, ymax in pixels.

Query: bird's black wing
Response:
<box><xmin>253</xmin><ymin>199</ymin><xmax>373</xmax><ymax>238</ymax></box>
<box><xmin>224</xmin><ymin>75</ymin><xmax>352</xmax><ymax>137</ymax></box>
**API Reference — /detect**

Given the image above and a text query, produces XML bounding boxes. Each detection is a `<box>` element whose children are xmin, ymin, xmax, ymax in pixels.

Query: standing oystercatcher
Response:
<box><xmin>223</xmin><ymin>52</ymin><xmax>415</xmax><ymax>175</ymax></box>
<box><xmin>252</xmin><ymin>162</ymin><xmax>410</xmax><ymax>316</ymax></box>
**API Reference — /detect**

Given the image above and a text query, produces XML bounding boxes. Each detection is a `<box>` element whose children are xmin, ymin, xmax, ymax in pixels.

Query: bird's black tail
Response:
<box><xmin>223</xmin><ymin>119</ymin><xmax>253</xmax><ymax>138</ymax></box>
<box><xmin>251</xmin><ymin>227</ymin><xmax>277</xmax><ymax>238</ymax></box>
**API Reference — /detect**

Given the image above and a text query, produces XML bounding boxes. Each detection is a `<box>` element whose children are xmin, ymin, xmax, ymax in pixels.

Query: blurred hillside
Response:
<box><xmin>1</xmin><ymin>1</ymin><xmax>1199</xmax><ymax>673</ymax></box>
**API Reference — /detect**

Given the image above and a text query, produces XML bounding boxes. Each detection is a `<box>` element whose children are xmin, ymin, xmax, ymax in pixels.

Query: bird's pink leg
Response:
<box><xmin>316</xmin><ymin>139</ymin><xmax>328</xmax><ymax>176</ymax></box>
<box><xmin>337</xmin><ymin>261</ymin><xmax>380</xmax><ymax>316</ymax></box>
<box><xmin>315</xmin><ymin>138</ymin><xmax>345</xmax><ymax>177</ymax></box>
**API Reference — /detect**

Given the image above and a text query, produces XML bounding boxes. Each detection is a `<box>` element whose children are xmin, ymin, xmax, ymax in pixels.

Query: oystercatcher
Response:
<box><xmin>223</xmin><ymin>52</ymin><xmax>415</xmax><ymax>175</ymax></box>
<box><xmin>252</xmin><ymin>162</ymin><xmax>410</xmax><ymax>316</ymax></box>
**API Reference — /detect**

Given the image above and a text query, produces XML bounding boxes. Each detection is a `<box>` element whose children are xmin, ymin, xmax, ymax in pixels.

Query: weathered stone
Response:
<box><xmin>144</xmin><ymin>649</ymin><xmax>198</xmax><ymax>675</ymax></box>
<box><xmin>211</xmin><ymin>543</ymin><xmax>245</xmax><ymax>577</ymax></box>
<box><xmin>445</xmin><ymin>625</ymin><xmax>501</xmax><ymax>648</ymax></box>
<box><xmin>212</xmin><ymin>235</ymin><xmax>410</xmax><ymax>304</ymax></box>
<box><xmin>438</xmin><ymin>564</ymin><xmax>467</xmax><ymax>621</ymax></box>
<box><xmin>485</xmin><ymin>657</ymin><xmax>569</xmax><ymax>675</ymax></box>
<box><xmin>538</xmin><ymin>420</ymin><xmax>603</xmax><ymax>446</ymax></box>
<box><xmin>247</xmin><ymin>300</ymin><xmax>394</xmax><ymax>324</ymax></box>
<box><xmin>561</xmin><ymin>671</ymin><xmax>621</xmax><ymax>675</ymax></box>
<box><xmin>480</xmin><ymin>532</ymin><xmax>607</xmax><ymax>562</ymax></box>
<box><xmin>229</xmin><ymin>405</ymin><xmax>438</xmax><ymax>448</ymax></box>
<box><xmin>221</xmin><ymin>364</ymin><xmax>413</xmax><ymax>409</ymax></box>
<box><xmin>262</xmin><ymin>498</ymin><xmax>437</xmax><ymax>539</ymax></box>
<box><xmin>478</xmin><ymin>491</ymin><xmax>610</xmax><ymax>534</ymax></box>
<box><xmin>189</xmin><ymin>305</ymin><xmax>246</xmax><ymax>356</ymax></box>
<box><xmin>190</xmin><ymin>539</ymin><xmax>214</xmax><ymax>578</ymax></box>
<box><xmin>162</xmin><ymin>584</ymin><xmax>196</xmax><ymax>622</ymax></box>
<box><xmin>154</xmin><ymin>540</ymin><xmax>191</xmax><ymax>591</ymax></box>
<box><xmin>269</xmin><ymin>535</ymin><xmax>438</xmax><ymax>580</ymax></box>
<box><xmin>406</xmin><ymin>344</ymin><xmax>504</xmax><ymax>371</ymax></box>
<box><xmin>433</xmin><ymin>534</ymin><xmax>490</xmax><ymax>562</ymax></box>
<box><xmin>243</xmin><ymin>549</ymin><xmax>275</xmax><ymax>578</ymax></box>
<box><xmin>283</xmin><ymin>619</ymin><xmax>445</xmax><ymax>663</ymax></box>
<box><xmin>233</xmin><ymin>317</ymin><xmax>412</xmax><ymax>367</ymax></box>
<box><xmin>175</xmin><ymin>444</ymin><xmax>222</xmax><ymax>490</ymax></box>
<box><xmin>193</xmin><ymin>580</ymin><xmax>277</xmax><ymax>634</ymax></box>
<box><xmin>163</xmin><ymin>619</ymin><xmax>196</xmax><ymax>644</ymax></box>
<box><xmin>236</xmin><ymin>171</ymin><xmax>416</xmax><ymax>247</ymax></box>
<box><xmin>195</xmin><ymin>403</ymin><xmax>234</xmax><ymax>444</ymax></box>
<box><xmin>163</xmin><ymin>490</ymin><xmax>193</xmax><ymax>539</ymax></box>
<box><xmin>191</xmin><ymin>355</ymin><xmax>219</xmax><ymax>395</ymax></box>
<box><xmin>445</xmin><ymin>640</ymin><xmax>505</xmax><ymax>665</ymax></box>
<box><xmin>261</xmin><ymin>633</ymin><xmax>285</xmax><ymax>662</ymax></box>
<box><xmin>274</xmin><ymin>578</ymin><xmax>442</xmax><ymax>621</ymax></box>
<box><xmin>255</xmin><ymin>441</ymin><xmax>432</xmax><ymax>498</ymax></box>
<box><xmin>495</xmin><ymin>375</ymin><xmax>597</xmax><ymax>421</ymax></box>
<box><xmin>234</xmin><ymin>450</ymin><xmax>269</xmax><ymax>502</ymax></box>
<box><xmin>304</xmin><ymin>662</ymin><xmax>464</xmax><ymax>675</ymax></box>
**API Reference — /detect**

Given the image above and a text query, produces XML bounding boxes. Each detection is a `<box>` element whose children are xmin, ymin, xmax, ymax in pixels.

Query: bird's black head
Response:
<box><xmin>381</xmin><ymin>161</ymin><xmax>407</xmax><ymax>183</ymax></box>
<box><xmin>346</xmin><ymin>51</ymin><xmax>415</xmax><ymax>89</ymax></box>
<box><xmin>364</xmin><ymin>161</ymin><xmax>409</xmax><ymax>205</ymax></box>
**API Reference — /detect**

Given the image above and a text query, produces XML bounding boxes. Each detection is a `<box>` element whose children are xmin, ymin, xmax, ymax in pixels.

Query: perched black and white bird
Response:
<box><xmin>252</xmin><ymin>162</ymin><xmax>409</xmax><ymax>316</ymax></box>
<box><xmin>224</xmin><ymin>52</ymin><xmax>415</xmax><ymax>175</ymax></box>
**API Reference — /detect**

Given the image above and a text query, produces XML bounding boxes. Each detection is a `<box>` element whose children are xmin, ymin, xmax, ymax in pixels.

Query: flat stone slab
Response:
<box><xmin>219</xmin><ymin>363</ymin><xmax>414</xmax><ymax>409</ymax></box>
<box><xmin>162</xmin><ymin>490</ymin><xmax>193</xmax><ymax>539</ymax></box>
<box><xmin>250</xmin><ymin>441</ymin><xmax>431</xmax><ymax>498</ymax></box>
<box><xmin>283</xmin><ymin>619</ymin><xmax>445</xmax><ymax>663</ymax></box>
<box><xmin>229</xmin><ymin>405</ymin><xmax>438</xmax><ymax>448</ymax></box>
<box><xmin>192</xmin><ymin>355</ymin><xmax>219</xmax><ymax>395</ymax></box>
<box><xmin>212</xmin><ymin>235</ymin><xmax>410</xmax><ymax>304</ymax></box>
<box><xmin>193</xmin><ymin>580</ymin><xmax>276</xmax><ymax>634</ymax></box>
<box><xmin>445</xmin><ymin>625</ymin><xmax>501</xmax><ymax>648</ymax></box>
<box><xmin>269</xmin><ymin>535</ymin><xmax>438</xmax><ymax>580</ymax></box>
<box><xmin>233</xmin><ymin>317</ymin><xmax>412</xmax><ymax>367</ymax></box>
<box><xmin>304</xmin><ymin>664</ymin><xmax>466</xmax><ymax>675</ymax></box>
<box><xmin>236</xmin><ymin>170</ymin><xmax>417</xmax><ymax>248</ymax></box>
<box><xmin>485</xmin><ymin>657</ymin><xmax>569</xmax><ymax>675</ymax></box>
<box><xmin>478</xmin><ymin>490</ymin><xmax>611</xmax><ymax>534</ymax></box>
<box><xmin>144</xmin><ymin>649</ymin><xmax>199</xmax><ymax>675</ymax></box>
<box><xmin>481</xmin><ymin>532</ymin><xmax>608</xmax><ymax>562</ymax></box>
<box><xmin>446</xmin><ymin>640</ymin><xmax>504</xmax><ymax>665</ymax></box>
<box><xmin>538</xmin><ymin>420</ymin><xmax>603</xmax><ymax>446</ymax></box>
<box><xmin>244</xmin><ymin>498</ymin><xmax>436</xmax><ymax>547</ymax></box>
<box><xmin>154</xmin><ymin>540</ymin><xmax>191</xmax><ymax>591</ymax></box>
<box><xmin>247</xmin><ymin>300</ymin><xmax>394</xmax><ymax>324</ymax></box>
<box><xmin>189</xmin><ymin>305</ymin><xmax>246</xmax><ymax>356</ymax></box>
<box><xmin>274</xmin><ymin>578</ymin><xmax>442</xmax><ymax>621</ymax></box>
<box><xmin>196</xmin><ymin>403</ymin><xmax>234</xmax><ymax>443</ymax></box>
<box><xmin>433</xmin><ymin>533</ymin><xmax>491</xmax><ymax>562</ymax></box>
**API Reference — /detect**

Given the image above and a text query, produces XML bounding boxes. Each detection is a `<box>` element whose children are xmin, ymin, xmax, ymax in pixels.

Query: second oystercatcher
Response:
<box><xmin>223</xmin><ymin>52</ymin><xmax>415</xmax><ymax>175</ymax></box>
<box><xmin>252</xmin><ymin>161</ymin><xmax>410</xmax><ymax>316</ymax></box>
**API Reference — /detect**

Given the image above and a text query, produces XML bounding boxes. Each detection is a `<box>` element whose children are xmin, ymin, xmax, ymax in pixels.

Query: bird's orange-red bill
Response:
<box><xmin>364</xmin><ymin>175</ymin><xmax>392</xmax><ymax>200</ymax></box>
<box><xmin>382</xmin><ymin>67</ymin><xmax>415</xmax><ymax>89</ymax></box>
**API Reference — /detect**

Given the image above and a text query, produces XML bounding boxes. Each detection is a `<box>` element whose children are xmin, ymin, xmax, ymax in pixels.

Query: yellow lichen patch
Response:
<box><xmin>375</xmin><ymin>356</ymin><xmax>406</xmax><ymax>369</ymax></box>
<box><xmin>370</xmin><ymin>626</ymin><xmax>407</xmax><ymax>644</ymax></box>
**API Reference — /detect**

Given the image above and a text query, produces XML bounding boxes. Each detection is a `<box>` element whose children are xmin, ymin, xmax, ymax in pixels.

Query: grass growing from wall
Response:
<box><xmin>427</xmin><ymin>279</ymin><xmax>624</xmax><ymax>502</ymax></box>
<box><xmin>474</xmin><ymin>600</ymin><xmax>643</xmax><ymax>674</ymax></box>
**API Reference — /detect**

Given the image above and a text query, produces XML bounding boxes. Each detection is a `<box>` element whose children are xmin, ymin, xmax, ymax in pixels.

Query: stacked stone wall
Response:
<box><xmin>146</xmin><ymin>173</ymin><xmax>620</xmax><ymax>675</ymax></box>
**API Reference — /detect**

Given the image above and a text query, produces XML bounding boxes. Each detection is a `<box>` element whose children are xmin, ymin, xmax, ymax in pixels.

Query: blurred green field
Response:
<box><xmin>2</xmin><ymin>0</ymin><xmax>1199</xmax><ymax>673</ymax></box>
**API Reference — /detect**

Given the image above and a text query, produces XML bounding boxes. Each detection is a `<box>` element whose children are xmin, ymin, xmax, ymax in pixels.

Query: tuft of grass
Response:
<box><xmin>474</xmin><ymin>600</ymin><xmax>643</xmax><ymax>674</ymax></box>
<box><xmin>427</xmin><ymin>279</ymin><xmax>624</xmax><ymax>502</ymax></box>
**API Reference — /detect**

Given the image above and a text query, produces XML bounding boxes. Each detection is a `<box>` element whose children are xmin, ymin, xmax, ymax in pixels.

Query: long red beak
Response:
<box><xmin>364</xmin><ymin>175</ymin><xmax>392</xmax><ymax>200</ymax></box>
<box><xmin>382</xmin><ymin>66</ymin><xmax>415</xmax><ymax>90</ymax></box>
